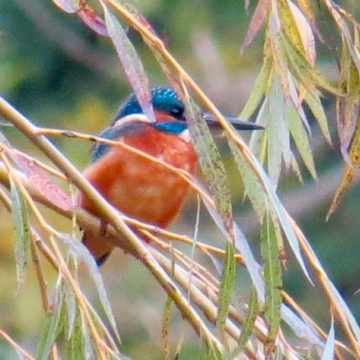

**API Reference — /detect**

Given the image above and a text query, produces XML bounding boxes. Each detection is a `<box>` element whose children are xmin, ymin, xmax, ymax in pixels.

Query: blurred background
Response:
<box><xmin>1</xmin><ymin>0</ymin><xmax>360</xmax><ymax>358</ymax></box>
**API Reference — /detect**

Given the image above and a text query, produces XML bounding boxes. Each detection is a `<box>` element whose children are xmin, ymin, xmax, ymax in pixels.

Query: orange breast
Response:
<box><xmin>79</xmin><ymin>125</ymin><xmax>197</xmax><ymax>228</ymax></box>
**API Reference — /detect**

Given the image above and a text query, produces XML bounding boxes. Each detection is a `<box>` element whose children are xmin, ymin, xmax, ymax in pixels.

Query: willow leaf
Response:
<box><xmin>36</xmin><ymin>295</ymin><xmax>64</xmax><ymax>360</ymax></box>
<box><xmin>304</xmin><ymin>91</ymin><xmax>331</xmax><ymax>144</ymax></box>
<box><xmin>241</xmin><ymin>0</ymin><xmax>271</xmax><ymax>52</ymax></box>
<box><xmin>197</xmin><ymin>175</ymin><xmax>265</xmax><ymax>300</ymax></box>
<box><xmin>338</xmin><ymin>47</ymin><xmax>360</xmax><ymax>159</ymax></box>
<box><xmin>325</xmin><ymin>3</ymin><xmax>360</xmax><ymax>74</ymax></box>
<box><xmin>281</xmin><ymin>32</ymin><xmax>340</xmax><ymax>95</ymax></box>
<box><xmin>199</xmin><ymin>340</ymin><xmax>223</xmax><ymax>360</ymax></box>
<box><xmin>52</xmin><ymin>0</ymin><xmax>78</xmax><ymax>13</ymax></box>
<box><xmin>235</xmin><ymin>289</ymin><xmax>259</xmax><ymax>355</ymax></box>
<box><xmin>288</xmin><ymin>1</ymin><xmax>316</xmax><ymax>65</ymax></box>
<box><xmin>288</xmin><ymin>103</ymin><xmax>316</xmax><ymax>178</ymax></box>
<box><xmin>229</xmin><ymin>138</ymin><xmax>311</xmax><ymax>281</ymax></box>
<box><xmin>102</xmin><ymin>4</ymin><xmax>154</xmax><ymax>122</ymax></box>
<box><xmin>268</xmin><ymin>13</ymin><xmax>290</xmax><ymax>97</ymax></box>
<box><xmin>239</xmin><ymin>60</ymin><xmax>272</xmax><ymax>120</ymax></box>
<box><xmin>261</xmin><ymin>212</ymin><xmax>282</xmax><ymax>355</ymax></box>
<box><xmin>281</xmin><ymin>305</ymin><xmax>322</xmax><ymax>346</ymax></box>
<box><xmin>289</xmin><ymin>152</ymin><xmax>303</xmax><ymax>182</ymax></box>
<box><xmin>268</xmin><ymin>77</ymin><xmax>290</xmax><ymax>186</ymax></box>
<box><xmin>60</xmin><ymin>233</ymin><xmax>120</xmax><ymax>343</ymax></box>
<box><xmin>296</xmin><ymin>0</ymin><xmax>318</xmax><ymax>34</ymax></box>
<box><xmin>228</xmin><ymin>139</ymin><xmax>266</xmax><ymax>221</ymax></box>
<box><xmin>10</xmin><ymin>181</ymin><xmax>31</xmax><ymax>292</ymax></box>
<box><xmin>216</xmin><ymin>242</ymin><xmax>236</xmax><ymax>338</ymax></box>
<box><xmin>321</xmin><ymin>318</ymin><xmax>335</xmax><ymax>360</ymax></box>
<box><xmin>249</xmin><ymin>99</ymin><xmax>269</xmax><ymax>164</ymax></box>
<box><xmin>66</xmin><ymin>306</ymin><xmax>85</xmax><ymax>360</ymax></box>
<box><xmin>185</xmin><ymin>99</ymin><xmax>233</xmax><ymax>236</ymax></box>
<box><xmin>277</xmin><ymin>0</ymin><xmax>306</xmax><ymax>56</ymax></box>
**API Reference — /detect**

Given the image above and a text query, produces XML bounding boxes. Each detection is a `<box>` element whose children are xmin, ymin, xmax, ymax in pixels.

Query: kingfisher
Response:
<box><xmin>78</xmin><ymin>87</ymin><xmax>262</xmax><ymax>265</ymax></box>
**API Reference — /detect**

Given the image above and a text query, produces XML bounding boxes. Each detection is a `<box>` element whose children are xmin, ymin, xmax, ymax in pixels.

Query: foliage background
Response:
<box><xmin>1</xmin><ymin>0</ymin><xmax>360</xmax><ymax>358</ymax></box>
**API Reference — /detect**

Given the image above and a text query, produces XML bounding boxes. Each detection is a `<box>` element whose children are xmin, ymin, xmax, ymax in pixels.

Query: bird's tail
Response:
<box><xmin>82</xmin><ymin>232</ymin><xmax>113</xmax><ymax>266</ymax></box>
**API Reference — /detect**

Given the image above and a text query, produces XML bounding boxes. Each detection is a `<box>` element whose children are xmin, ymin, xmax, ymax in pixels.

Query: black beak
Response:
<box><xmin>202</xmin><ymin>112</ymin><xmax>264</xmax><ymax>131</ymax></box>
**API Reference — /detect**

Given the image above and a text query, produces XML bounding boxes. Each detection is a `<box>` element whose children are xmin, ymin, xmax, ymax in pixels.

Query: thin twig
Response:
<box><xmin>0</xmin><ymin>328</ymin><xmax>35</xmax><ymax>360</ymax></box>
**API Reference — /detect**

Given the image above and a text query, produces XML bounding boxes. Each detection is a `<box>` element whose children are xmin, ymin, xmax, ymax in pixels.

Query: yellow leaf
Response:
<box><xmin>289</xmin><ymin>0</ymin><xmax>316</xmax><ymax>65</ymax></box>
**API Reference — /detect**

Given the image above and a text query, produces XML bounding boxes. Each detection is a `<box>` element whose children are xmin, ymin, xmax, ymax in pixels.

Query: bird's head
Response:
<box><xmin>91</xmin><ymin>87</ymin><xmax>263</xmax><ymax>162</ymax></box>
<box><xmin>113</xmin><ymin>86</ymin><xmax>263</xmax><ymax>134</ymax></box>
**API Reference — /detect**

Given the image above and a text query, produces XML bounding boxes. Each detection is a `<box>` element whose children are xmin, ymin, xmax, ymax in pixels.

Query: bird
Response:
<box><xmin>78</xmin><ymin>87</ymin><xmax>262</xmax><ymax>265</ymax></box>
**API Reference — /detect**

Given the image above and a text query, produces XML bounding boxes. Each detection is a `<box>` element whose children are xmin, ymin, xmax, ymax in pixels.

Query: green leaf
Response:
<box><xmin>184</xmin><ymin>99</ymin><xmax>233</xmax><ymax>236</ymax></box>
<box><xmin>261</xmin><ymin>211</ymin><xmax>282</xmax><ymax>356</ymax></box>
<box><xmin>36</xmin><ymin>294</ymin><xmax>64</xmax><ymax>360</ymax></box>
<box><xmin>277</xmin><ymin>0</ymin><xmax>306</xmax><ymax>56</ymax></box>
<box><xmin>228</xmin><ymin>139</ymin><xmax>266</xmax><ymax>220</ymax></box>
<box><xmin>289</xmin><ymin>152</ymin><xmax>303</xmax><ymax>182</ymax></box>
<box><xmin>337</xmin><ymin>41</ymin><xmax>360</xmax><ymax>159</ymax></box>
<box><xmin>268</xmin><ymin>21</ymin><xmax>290</xmax><ymax>97</ymax></box>
<box><xmin>199</xmin><ymin>340</ymin><xmax>223</xmax><ymax>360</ymax></box>
<box><xmin>216</xmin><ymin>242</ymin><xmax>236</xmax><ymax>338</ymax></box>
<box><xmin>64</xmin><ymin>282</ymin><xmax>76</xmax><ymax>337</ymax></box>
<box><xmin>235</xmin><ymin>289</ymin><xmax>259</xmax><ymax>355</ymax></box>
<box><xmin>288</xmin><ymin>102</ymin><xmax>317</xmax><ymax>178</ymax></box>
<box><xmin>249</xmin><ymin>99</ymin><xmax>269</xmax><ymax>164</ymax></box>
<box><xmin>280</xmin><ymin>32</ymin><xmax>341</xmax><ymax>95</ymax></box>
<box><xmin>229</xmin><ymin>137</ymin><xmax>311</xmax><ymax>282</ymax></box>
<box><xmin>60</xmin><ymin>233</ymin><xmax>121</xmax><ymax>343</ymax></box>
<box><xmin>200</xmin><ymin>181</ymin><xmax>265</xmax><ymax>298</ymax></box>
<box><xmin>66</xmin><ymin>306</ymin><xmax>85</xmax><ymax>360</ymax></box>
<box><xmin>239</xmin><ymin>60</ymin><xmax>272</xmax><ymax>120</ymax></box>
<box><xmin>268</xmin><ymin>76</ymin><xmax>290</xmax><ymax>186</ymax></box>
<box><xmin>10</xmin><ymin>181</ymin><xmax>31</xmax><ymax>292</ymax></box>
<box><xmin>304</xmin><ymin>91</ymin><xmax>331</xmax><ymax>145</ymax></box>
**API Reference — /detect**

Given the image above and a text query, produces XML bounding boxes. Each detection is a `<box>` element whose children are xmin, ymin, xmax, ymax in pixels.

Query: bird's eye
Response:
<box><xmin>170</xmin><ymin>106</ymin><xmax>184</xmax><ymax>119</ymax></box>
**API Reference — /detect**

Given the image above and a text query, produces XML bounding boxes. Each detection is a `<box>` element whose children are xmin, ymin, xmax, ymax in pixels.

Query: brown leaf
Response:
<box><xmin>103</xmin><ymin>4</ymin><xmax>155</xmax><ymax>122</ymax></box>
<box><xmin>241</xmin><ymin>0</ymin><xmax>271</xmax><ymax>52</ymax></box>
<box><xmin>14</xmin><ymin>153</ymin><xmax>74</xmax><ymax>211</ymax></box>
<box><xmin>77</xmin><ymin>3</ymin><xmax>109</xmax><ymax>37</ymax></box>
